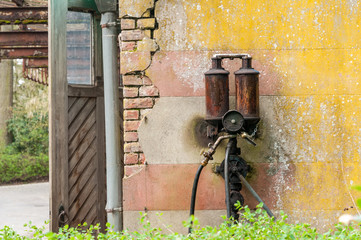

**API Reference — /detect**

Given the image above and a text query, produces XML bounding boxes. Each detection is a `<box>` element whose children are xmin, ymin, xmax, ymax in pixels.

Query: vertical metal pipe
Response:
<box><xmin>224</xmin><ymin>141</ymin><xmax>232</xmax><ymax>219</ymax></box>
<box><xmin>236</xmin><ymin>172</ymin><xmax>275</xmax><ymax>219</ymax></box>
<box><xmin>101</xmin><ymin>12</ymin><xmax>123</xmax><ymax>231</ymax></box>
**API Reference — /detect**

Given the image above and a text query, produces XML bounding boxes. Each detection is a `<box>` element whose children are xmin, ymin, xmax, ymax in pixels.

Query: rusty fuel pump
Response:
<box><xmin>189</xmin><ymin>54</ymin><xmax>274</xmax><ymax>233</ymax></box>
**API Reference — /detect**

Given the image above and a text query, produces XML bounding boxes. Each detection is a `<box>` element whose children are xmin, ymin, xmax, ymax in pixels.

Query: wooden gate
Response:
<box><xmin>66</xmin><ymin>87</ymin><xmax>106</xmax><ymax>228</ymax></box>
<box><xmin>51</xmin><ymin>85</ymin><xmax>106</xmax><ymax>231</ymax></box>
<box><xmin>49</xmin><ymin>1</ymin><xmax>109</xmax><ymax>231</ymax></box>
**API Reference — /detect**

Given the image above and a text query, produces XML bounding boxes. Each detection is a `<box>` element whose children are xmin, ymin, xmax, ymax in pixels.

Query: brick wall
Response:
<box><xmin>119</xmin><ymin>3</ymin><xmax>159</xmax><ymax>166</ymax></box>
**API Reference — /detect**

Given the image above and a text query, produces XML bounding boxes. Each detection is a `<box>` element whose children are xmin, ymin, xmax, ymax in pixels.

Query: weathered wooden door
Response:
<box><xmin>49</xmin><ymin>1</ymin><xmax>107</xmax><ymax>231</ymax></box>
<box><xmin>65</xmin><ymin>86</ymin><xmax>106</xmax><ymax>229</ymax></box>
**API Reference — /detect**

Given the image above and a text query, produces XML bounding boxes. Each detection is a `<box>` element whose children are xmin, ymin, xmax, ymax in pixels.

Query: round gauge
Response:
<box><xmin>222</xmin><ymin>110</ymin><xmax>244</xmax><ymax>133</ymax></box>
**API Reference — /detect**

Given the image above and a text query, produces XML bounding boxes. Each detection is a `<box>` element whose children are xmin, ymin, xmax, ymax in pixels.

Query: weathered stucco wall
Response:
<box><xmin>120</xmin><ymin>0</ymin><xmax>361</xmax><ymax>233</ymax></box>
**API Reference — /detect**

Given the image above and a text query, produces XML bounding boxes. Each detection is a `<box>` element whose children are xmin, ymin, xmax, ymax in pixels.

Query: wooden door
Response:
<box><xmin>50</xmin><ymin>2</ymin><xmax>107</xmax><ymax>231</ymax></box>
<box><xmin>66</xmin><ymin>86</ymin><xmax>106</xmax><ymax>229</ymax></box>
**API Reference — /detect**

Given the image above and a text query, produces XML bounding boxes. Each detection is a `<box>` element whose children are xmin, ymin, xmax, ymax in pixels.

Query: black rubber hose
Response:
<box><xmin>224</xmin><ymin>141</ymin><xmax>232</xmax><ymax>220</ymax></box>
<box><xmin>188</xmin><ymin>165</ymin><xmax>204</xmax><ymax>234</ymax></box>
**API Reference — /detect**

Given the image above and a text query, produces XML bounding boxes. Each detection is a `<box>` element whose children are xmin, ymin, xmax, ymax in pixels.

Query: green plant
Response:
<box><xmin>1</xmin><ymin>205</ymin><xmax>361</xmax><ymax>239</ymax></box>
<box><xmin>0</xmin><ymin>108</ymin><xmax>49</xmax><ymax>183</ymax></box>
<box><xmin>5</xmin><ymin>111</ymin><xmax>48</xmax><ymax>156</ymax></box>
<box><xmin>0</xmin><ymin>153</ymin><xmax>48</xmax><ymax>183</ymax></box>
<box><xmin>0</xmin><ymin>75</ymin><xmax>49</xmax><ymax>184</ymax></box>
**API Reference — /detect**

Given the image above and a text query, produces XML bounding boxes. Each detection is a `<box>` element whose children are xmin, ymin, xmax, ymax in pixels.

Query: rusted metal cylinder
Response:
<box><xmin>205</xmin><ymin>58</ymin><xmax>230</xmax><ymax>125</ymax></box>
<box><xmin>234</xmin><ymin>56</ymin><xmax>260</xmax><ymax>124</ymax></box>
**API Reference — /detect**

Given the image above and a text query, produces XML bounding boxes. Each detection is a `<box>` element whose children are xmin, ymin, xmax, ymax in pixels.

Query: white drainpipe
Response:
<box><xmin>100</xmin><ymin>11</ymin><xmax>123</xmax><ymax>232</ymax></box>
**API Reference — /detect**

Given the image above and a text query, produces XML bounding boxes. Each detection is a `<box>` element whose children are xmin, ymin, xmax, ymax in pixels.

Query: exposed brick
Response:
<box><xmin>123</xmin><ymin>75</ymin><xmax>143</xmax><ymax>86</ymax></box>
<box><xmin>124</xmin><ymin>120</ymin><xmax>141</xmax><ymax>131</ymax></box>
<box><xmin>123</xmin><ymin>87</ymin><xmax>138</xmax><ymax>98</ymax></box>
<box><xmin>124</xmin><ymin>165</ymin><xmax>145</xmax><ymax>177</ymax></box>
<box><xmin>137</xmin><ymin>18</ymin><xmax>156</xmax><ymax>29</ymax></box>
<box><xmin>140</xmin><ymin>108</ymin><xmax>152</xmax><ymax>117</ymax></box>
<box><xmin>121</xmin><ymin>51</ymin><xmax>151</xmax><ymax>74</ymax></box>
<box><xmin>142</xmin><ymin>9</ymin><xmax>151</xmax><ymax>18</ymax></box>
<box><xmin>121</xmin><ymin>19</ymin><xmax>135</xmax><ymax>30</ymax></box>
<box><xmin>139</xmin><ymin>153</ymin><xmax>146</xmax><ymax>164</ymax></box>
<box><xmin>124</xmin><ymin>110</ymin><xmax>139</xmax><ymax>120</ymax></box>
<box><xmin>119</xmin><ymin>0</ymin><xmax>154</xmax><ymax>18</ymax></box>
<box><xmin>121</xmin><ymin>41</ymin><xmax>136</xmax><ymax>51</ymax></box>
<box><xmin>124</xmin><ymin>98</ymin><xmax>154</xmax><ymax>109</ymax></box>
<box><xmin>124</xmin><ymin>142</ymin><xmax>142</xmax><ymax>153</ymax></box>
<box><xmin>137</xmin><ymin>38</ymin><xmax>158</xmax><ymax>52</ymax></box>
<box><xmin>143</xmin><ymin>76</ymin><xmax>153</xmax><ymax>85</ymax></box>
<box><xmin>121</xmin><ymin>30</ymin><xmax>144</xmax><ymax>41</ymax></box>
<box><xmin>139</xmin><ymin>85</ymin><xmax>159</xmax><ymax>97</ymax></box>
<box><xmin>125</xmin><ymin>132</ymin><xmax>138</xmax><ymax>142</ymax></box>
<box><xmin>143</xmin><ymin>30</ymin><xmax>151</xmax><ymax>38</ymax></box>
<box><xmin>125</xmin><ymin>153</ymin><xmax>138</xmax><ymax>165</ymax></box>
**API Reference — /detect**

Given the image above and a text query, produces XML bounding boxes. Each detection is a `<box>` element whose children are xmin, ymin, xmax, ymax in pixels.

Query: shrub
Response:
<box><xmin>0</xmin><ymin>153</ymin><xmax>48</xmax><ymax>183</ymax></box>
<box><xmin>0</xmin><ymin>66</ymin><xmax>49</xmax><ymax>184</ymax></box>
<box><xmin>1</xmin><ymin>204</ymin><xmax>361</xmax><ymax>239</ymax></box>
<box><xmin>0</xmin><ymin>110</ymin><xmax>48</xmax><ymax>184</ymax></box>
<box><xmin>6</xmin><ymin>111</ymin><xmax>48</xmax><ymax>156</ymax></box>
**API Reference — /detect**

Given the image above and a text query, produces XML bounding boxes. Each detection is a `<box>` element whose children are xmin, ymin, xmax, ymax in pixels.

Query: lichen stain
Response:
<box><xmin>156</xmin><ymin>0</ymin><xmax>361</xmax><ymax>51</ymax></box>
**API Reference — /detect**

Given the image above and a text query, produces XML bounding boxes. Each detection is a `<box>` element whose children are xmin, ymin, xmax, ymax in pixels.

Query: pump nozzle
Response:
<box><xmin>201</xmin><ymin>135</ymin><xmax>237</xmax><ymax>166</ymax></box>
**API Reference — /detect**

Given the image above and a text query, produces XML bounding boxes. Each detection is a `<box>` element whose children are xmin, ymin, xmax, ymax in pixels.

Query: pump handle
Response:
<box><xmin>241</xmin><ymin>132</ymin><xmax>257</xmax><ymax>146</ymax></box>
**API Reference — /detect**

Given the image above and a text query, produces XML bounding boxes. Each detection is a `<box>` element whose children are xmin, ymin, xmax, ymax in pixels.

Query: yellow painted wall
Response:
<box><xmin>146</xmin><ymin>0</ymin><xmax>361</xmax><ymax>229</ymax></box>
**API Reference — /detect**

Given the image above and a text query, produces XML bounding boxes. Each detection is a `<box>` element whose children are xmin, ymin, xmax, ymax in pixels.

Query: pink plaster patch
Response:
<box><xmin>147</xmin><ymin>51</ymin><xmax>281</xmax><ymax>97</ymax></box>
<box><xmin>123</xmin><ymin>163</ymin><xmax>293</xmax><ymax>211</ymax></box>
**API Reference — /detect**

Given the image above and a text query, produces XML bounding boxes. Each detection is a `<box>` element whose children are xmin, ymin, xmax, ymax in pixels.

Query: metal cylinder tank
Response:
<box><xmin>234</xmin><ymin>56</ymin><xmax>260</xmax><ymax>124</ymax></box>
<box><xmin>205</xmin><ymin>57</ymin><xmax>230</xmax><ymax>125</ymax></box>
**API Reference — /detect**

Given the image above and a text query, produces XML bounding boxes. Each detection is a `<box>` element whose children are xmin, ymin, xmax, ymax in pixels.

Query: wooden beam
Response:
<box><xmin>0</xmin><ymin>47</ymin><xmax>47</xmax><ymax>58</ymax></box>
<box><xmin>24</xmin><ymin>58</ymin><xmax>48</xmax><ymax>67</ymax></box>
<box><xmin>0</xmin><ymin>31</ymin><xmax>47</xmax><ymax>47</ymax></box>
<box><xmin>49</xmin><ymin>0</ymin><xmax>68</xmax><ymax>232</ymax></box>
<box><xmin>68</xmin><ymin>85</ymin><xmax>104</xmax><ymax>97</ymax></box>
<box><xmin>0</xmin><ymin>7</ymin><xmax>48</xmax><ymax>24</ymax></box>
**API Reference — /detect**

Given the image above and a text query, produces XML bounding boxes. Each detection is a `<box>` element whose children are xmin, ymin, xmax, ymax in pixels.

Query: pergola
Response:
<box><xmin>0</xmin><ymin>0</ymin><xmax>48</xmax><ymax>84</ymax></box>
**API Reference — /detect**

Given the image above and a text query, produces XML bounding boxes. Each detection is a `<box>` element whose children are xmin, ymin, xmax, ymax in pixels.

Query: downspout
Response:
<box><xmin>100</xmin><ymin>12</ymin><xmax>123</xmax><ymax>231</ymax></box>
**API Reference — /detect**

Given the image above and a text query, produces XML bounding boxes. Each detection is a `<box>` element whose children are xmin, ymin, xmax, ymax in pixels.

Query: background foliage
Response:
<box><xmin>0</xmin><ymin>60</ymin><xmax>49</xmax><ymax>184</ymax></box>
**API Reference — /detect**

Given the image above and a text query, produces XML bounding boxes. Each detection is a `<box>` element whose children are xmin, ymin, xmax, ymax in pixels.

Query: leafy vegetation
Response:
<box><xmin>0</xmin><ymin>152</ymin><xmax>48</xmax><ymax>183</ymax></box>
<box><xmin>1</xmin><ymin>204</ymin><xmax>361</xmax><ymax>239</ymax></box>
<box><xmin>0</xmin><ymin>62</ymin><xmax>49</xmax><ymax>184</ymax></box>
